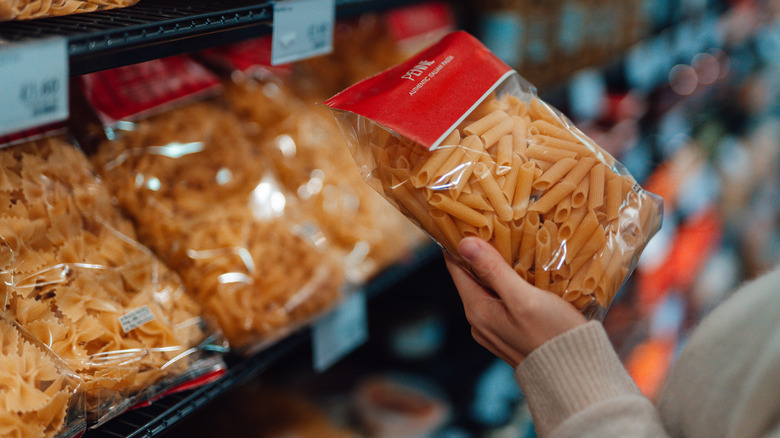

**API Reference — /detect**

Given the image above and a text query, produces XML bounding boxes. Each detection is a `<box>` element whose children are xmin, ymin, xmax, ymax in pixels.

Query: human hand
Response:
<box><xmin>445</xmin><ymin>237</ymin><xmax>588</xmax><ymax>368</ymax></box>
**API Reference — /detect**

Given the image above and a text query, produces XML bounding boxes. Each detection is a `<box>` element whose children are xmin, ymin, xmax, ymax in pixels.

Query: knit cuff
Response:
<box><xmin>515</xmin><ymin>321</ymin><xmax>641</xmax><ymax>437</ymax></box>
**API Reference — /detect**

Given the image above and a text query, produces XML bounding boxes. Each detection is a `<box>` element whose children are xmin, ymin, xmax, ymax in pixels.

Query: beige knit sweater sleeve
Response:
<box><xmin>515</xmin><ymin>321</ymin><xmax>668</xmax><ymax>437</ymax></box>
<box><xmin>514</xmin><ymin>266</ymin><xmax>780</xmax><ymax>438</ymax></box>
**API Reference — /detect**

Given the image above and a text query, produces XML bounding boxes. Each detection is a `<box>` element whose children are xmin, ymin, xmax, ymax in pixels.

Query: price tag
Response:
<box><xmin>119</xmin><ymin>305</ymin><xmax>156</xmax><ymax>333</ymax></box>
<box><xmin>0</xmin><ymin>38</ymin><xmax>68</xmax><ymax>136</ymax></box>
<box><xmin>272</xmin><ymin>0</ymin><xmax>335</xmax><ymax>65</ymax></box>
<box><xmin>312</xmin><ymin>291</ymin><xmax>367</xmax><ymax>372</ymax></box>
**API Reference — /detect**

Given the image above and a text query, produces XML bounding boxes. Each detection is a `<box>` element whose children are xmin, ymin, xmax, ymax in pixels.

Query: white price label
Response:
<box><xmin>312</xmin><ymin>291</ymin><xmax>367</xmax><ymax>372</ymax></box>
<box><xmin>272</xmin><ymin>0</ymin><xmax>335</xmax><ymax>65</ymax></box>
<box><xmin>0</xmin><ymin>38</ymin><xmax>68</xmax><ymax>136</ymax></box>
<box><xmin>119</xmin><ymin>305</ymin><xmax>156</xmax><ymax>333</ymax></box>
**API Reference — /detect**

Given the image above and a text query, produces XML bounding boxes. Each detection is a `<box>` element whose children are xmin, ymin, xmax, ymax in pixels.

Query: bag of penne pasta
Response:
<box><xmin>325</xmin><ymin>31</ymin><xmax>663</xmax><ymax>319</ymax></box>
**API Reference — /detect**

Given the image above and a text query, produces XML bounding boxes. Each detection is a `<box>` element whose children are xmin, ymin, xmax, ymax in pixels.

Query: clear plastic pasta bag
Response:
<box><xmin>216</xmin><ymin>59</ymin><xmax>426</xmax><ymax>283</ymax></box>
<box><xmin>0</xmin><ymin>0</ymin><xmax>140</xmax><ymax>21</ymax></box>
<box><xmin>0</xmin><ymin>135</ymin><xmax>225</xmax><ymax>425</ymax></box>
<box><xmin>90</xmin><ymin>100</ymin><xmax>345</xmax><ymax>353</ymax></box>
<box><xmin>0</xmin><ymin>314</ymin><xmax>86</xmax><ymax>438</ymax></box>
<box><xmin>326</xmin><ymin>32</ymin><xmax>663</xmax><ymax>319</ymax></box>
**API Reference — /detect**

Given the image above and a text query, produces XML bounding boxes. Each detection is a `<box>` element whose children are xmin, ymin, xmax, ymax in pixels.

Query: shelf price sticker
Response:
<box><xmin>0</xmin><ymin>38</ymin><xmax>68</xmax><ymax>137</ymax></box>
<box><xmin>312</xmin><ymin>290</ymin><xmax>368</xmax><ymax>372</ymax></box>
<box><xmin>272</xmin><ymin>0</ymin><xmax>335</xmax><ymax>65</ymax></box>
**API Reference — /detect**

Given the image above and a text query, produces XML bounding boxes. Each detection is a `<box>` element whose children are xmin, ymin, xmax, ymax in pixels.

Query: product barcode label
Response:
<box><xmin>272</xmin><ymin>0</ymin><xmax>335</xmax><ymax>65</ymax></box>
<box><xmin>119</xmin><ymin>306</ymin><xmax>156</xmax><ymax>333</ymax></box>
<box><xmin>0</xmin><ymin>38</ymin><xmax>68</xmax><ymax>136</ymax></box>
<box><xmin>312</xmin><ymin>291</ymin><xmax>367</xmax><ymax>372</ymax></box>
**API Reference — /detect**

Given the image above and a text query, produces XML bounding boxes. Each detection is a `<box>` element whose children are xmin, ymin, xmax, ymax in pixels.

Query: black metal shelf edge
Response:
<box><xmin>0</xmin><ymin>0</ymin><xmax>426</xmax><ymax>76</ymax></box>
<box><xmin>88</xmin><ymin>243</ymin><xmax>441</xmax><ymax>437</ymax></box>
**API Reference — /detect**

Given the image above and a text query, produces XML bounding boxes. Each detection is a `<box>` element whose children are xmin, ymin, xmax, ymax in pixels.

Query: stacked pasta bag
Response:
<box><xmin>0</xmin><ymin>0</ymin><xmax>140</xmax><ymax>21</ymax></box>
<box><xmin>83</xmin><ymin>56</ymin><xmax>344</xmax><ymax>352</ymax></box>
<box><xmin>0</xmin><ymin>134</ymin><xmax>222</xmax><ymax>425</ymax></box>
<box><xmin>326</xmin><ymin>32</ymin><xmax>662</xmax><ymax>318</ymax></box>
<box><xmin>0</xmin><ymin>315</ymin><xmax>85</xmax><ymax>438</ymax></box>
<box><xmin>201</xmin><ymin>38</ymin><xmax>426</xmax><ymax>283</ymax></box>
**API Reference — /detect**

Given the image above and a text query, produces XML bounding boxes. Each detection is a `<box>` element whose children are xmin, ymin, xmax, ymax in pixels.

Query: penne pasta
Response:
<box><xmin>554</xmin><ymin>195</ymin><xmax>573</xmax><ymax>223</ymax></box>
<box><xmin>513</xmin><ymin>161</ymin><xmax>536</xmax><ymax>219</ymax></box>
<box><xmin>529</xmin><ymin>181</ymin><xmax>577</xmax><ymax>214</ymax></box>
<box><xmin>517</xmin><ymin>211</ymin><xmax>540</xmax><ymax>270</ymax></box>
<box><xmin>391</xmin><ymin>177</ymin><xmax>436</xmax><ymax>231</ymax></box>
<box><xmin>459</xmin><ymin>192</ymin><xmax>494</xmax><ymax>211</ymax></box>
<box><xmin>510</xmin><ymin>218</ymin><xmax>524</xmax><ymax>263</ymax></box>
<box><xmin>605</xmin><ymin>172</ymin><xmax>622</xmax><ymax>221</ymax></box>
<box><xmin>564</xmin><ymin>211</ymin><xmax>599</xmax><ymax>263</ymax></box>
<box><xmin>495</xmin><ymin>135</ymin><xmax>513</xmax><ymax>175</ymax></box>
<box><xmin>529</xmin><ymin>119</ymin><xmax>582</xmax><ymax>144</ymax></box>
<box><xmin>588</xmin><ymin>163</ymin><xmax>606</xmax><ymax>210</ymax></box>
<box><xmin>534</xmin><ymin>225</ymin><xmax>552</xmax><ymax>289</ymax></box>
<box><xmin>532</xmin><ymin>157</ymin><xmax>577</xmax><ymax>191</ymax></box>
<box><xmin>561</xmin><ymin>157</ymin><xmax>597</xmax><ymax>186</ymax></box>
<box><xmin>464</xmin><ymin>110</ymin><xmax>510</xmax><ymax>136</ymax></box>
<box><xmin>572</xmin><ymin>176</ymin><xmax>590</xmax><ymax>208</ymax></box>
<box><xmin>481</xmin><ymin>118</ymin><xmax>514</xmax><ymax>149</ymax></box>
<box><xmin>429</xmin><ymin>193</ymin><xmax>489</xmax><ymax>228</ymax></box>
<box><xmin>501</xmin><ymin>94</ymin><xmax>525</xmax><ymax>115</ymax></box>
<box><xmin>493</xmin><ymin>216</ymin><xmax>512</xmax><ymax>264</ymax></box>
<box><xmin>529</xmin><ymin>97</ymin><xmax>565</xmax><ymax>128</ymax></box>
<box><xmin>474</xmin><ymin>163</ymin><xmax>514</xmax><ymax>222</ymax></box>
<box><xmin>501</xmin><ymin>160</ymin><xmax>521</xmax><ymax>205</ymax></box>
<box><xmin>450</xmin><ymin>135</ymin><xmax>486</xmax><ymax>197</ymax></box>
<box><xmin>431</xmin><ymin>209</ymin><xmax>463</xmax><ymax>252</ymax></box>
<box><xmin>335</xmin><ymin>79</ymin><xmax>663</xmax><ymax>314</ymax></box>
<box><xmin>527</xmin><ymin>144</ymin><xmax>578</xmax><ymax>163</ymax></box>
<box><xmin>510</xmin><ymin>116</ymin><xmax>529</xmax><ymax>157</ymax></box>
<box><xmin>442</xmin><ymin>128</ymin><xmax>461</xmax><ymax>146</ymax></box>
<box><xmin>536</xmin><ymin>135</ymin><xmax>594</xmax><ymax>158</ymax></box>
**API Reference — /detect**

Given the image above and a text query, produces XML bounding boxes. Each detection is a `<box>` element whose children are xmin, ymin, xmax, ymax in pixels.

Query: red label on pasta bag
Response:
<box><xmin>199</xmin><ymin>36</ymin><xmax>294</xmax><ymax>78</ymax></box>
<box><xmin>324</xmin><ymin>31</ymin><xmax>512</xmax><ymax>149</ymax></box>
<box><xmin>79</xmin><ymin>55</ymin><xmax>221</xmax><ymax>124</ymax></box>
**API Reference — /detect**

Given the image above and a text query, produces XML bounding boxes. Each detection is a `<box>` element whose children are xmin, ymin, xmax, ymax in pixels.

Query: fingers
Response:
<box><xmin>444</xmin><ymin>253</ymin><xmax>494</xmax><ymax>307</ymax></box>
<box><xmin>470</xmin><ymin>327</ymin><xmax>518</xmax><ymax>368</ymax></box>
<box><xmin>457</xmin><ymin>237</ymin><xmax>533</xmax><ymax>305</ymax></box>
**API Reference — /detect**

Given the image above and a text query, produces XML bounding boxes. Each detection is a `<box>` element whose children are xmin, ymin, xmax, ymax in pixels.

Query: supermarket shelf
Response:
<box><xmin>90</xmin><ymin>243</ymin><xmax>441</xmax><ymax>437</ymax></box>
<box><xmin>0</xmin><ymin>0</ymin><xmax>426</xmax><ymax>76</ymax></box>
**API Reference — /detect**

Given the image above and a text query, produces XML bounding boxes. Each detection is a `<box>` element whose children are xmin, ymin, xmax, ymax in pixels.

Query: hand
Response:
<box><xmin>445</xmin><ymin>237</ymin><xmax>587</xmax><ymax>368</ymax></box>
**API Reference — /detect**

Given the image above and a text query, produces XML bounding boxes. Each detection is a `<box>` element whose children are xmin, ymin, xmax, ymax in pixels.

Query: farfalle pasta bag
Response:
<box><xmin>200</xmin><ymin>37</ymin><xmax>426</xmax><ymax>283</ymax></box>
<box><xmin>326</xmin><ymin>32</ymin><xmax>663</xmax><ymax>319</ymax></box>
<box><xmin>0</xmin><ymin>314</ymin><xmax>85</xmax><ymax>438</ymax></box>
<box><xmin>0</xmin><ymin>135</ymin><xmax>224</xmax><ymax>425</ymax></box>
<box><xmin>82</xmin><ymin>56</ymin><xmax>345</xmax><ymax>352</ymax></box>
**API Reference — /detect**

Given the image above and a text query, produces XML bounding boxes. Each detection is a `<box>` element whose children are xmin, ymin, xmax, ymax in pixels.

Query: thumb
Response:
<box><xmin>458</xmin><ymin>237</ymin><xmax>529</xmax><ymax>305</ymax></box>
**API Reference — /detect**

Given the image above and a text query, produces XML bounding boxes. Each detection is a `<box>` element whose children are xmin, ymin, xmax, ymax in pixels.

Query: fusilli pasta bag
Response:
<box><xmin>0</xmin><ymin>0</ymin><xmax>140</xmax><ymax>21</ymax></box>
<box><xmin>326</xmin><ymin>31</ymin><xmax>663</xmax><ymax>319</ymax></box>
